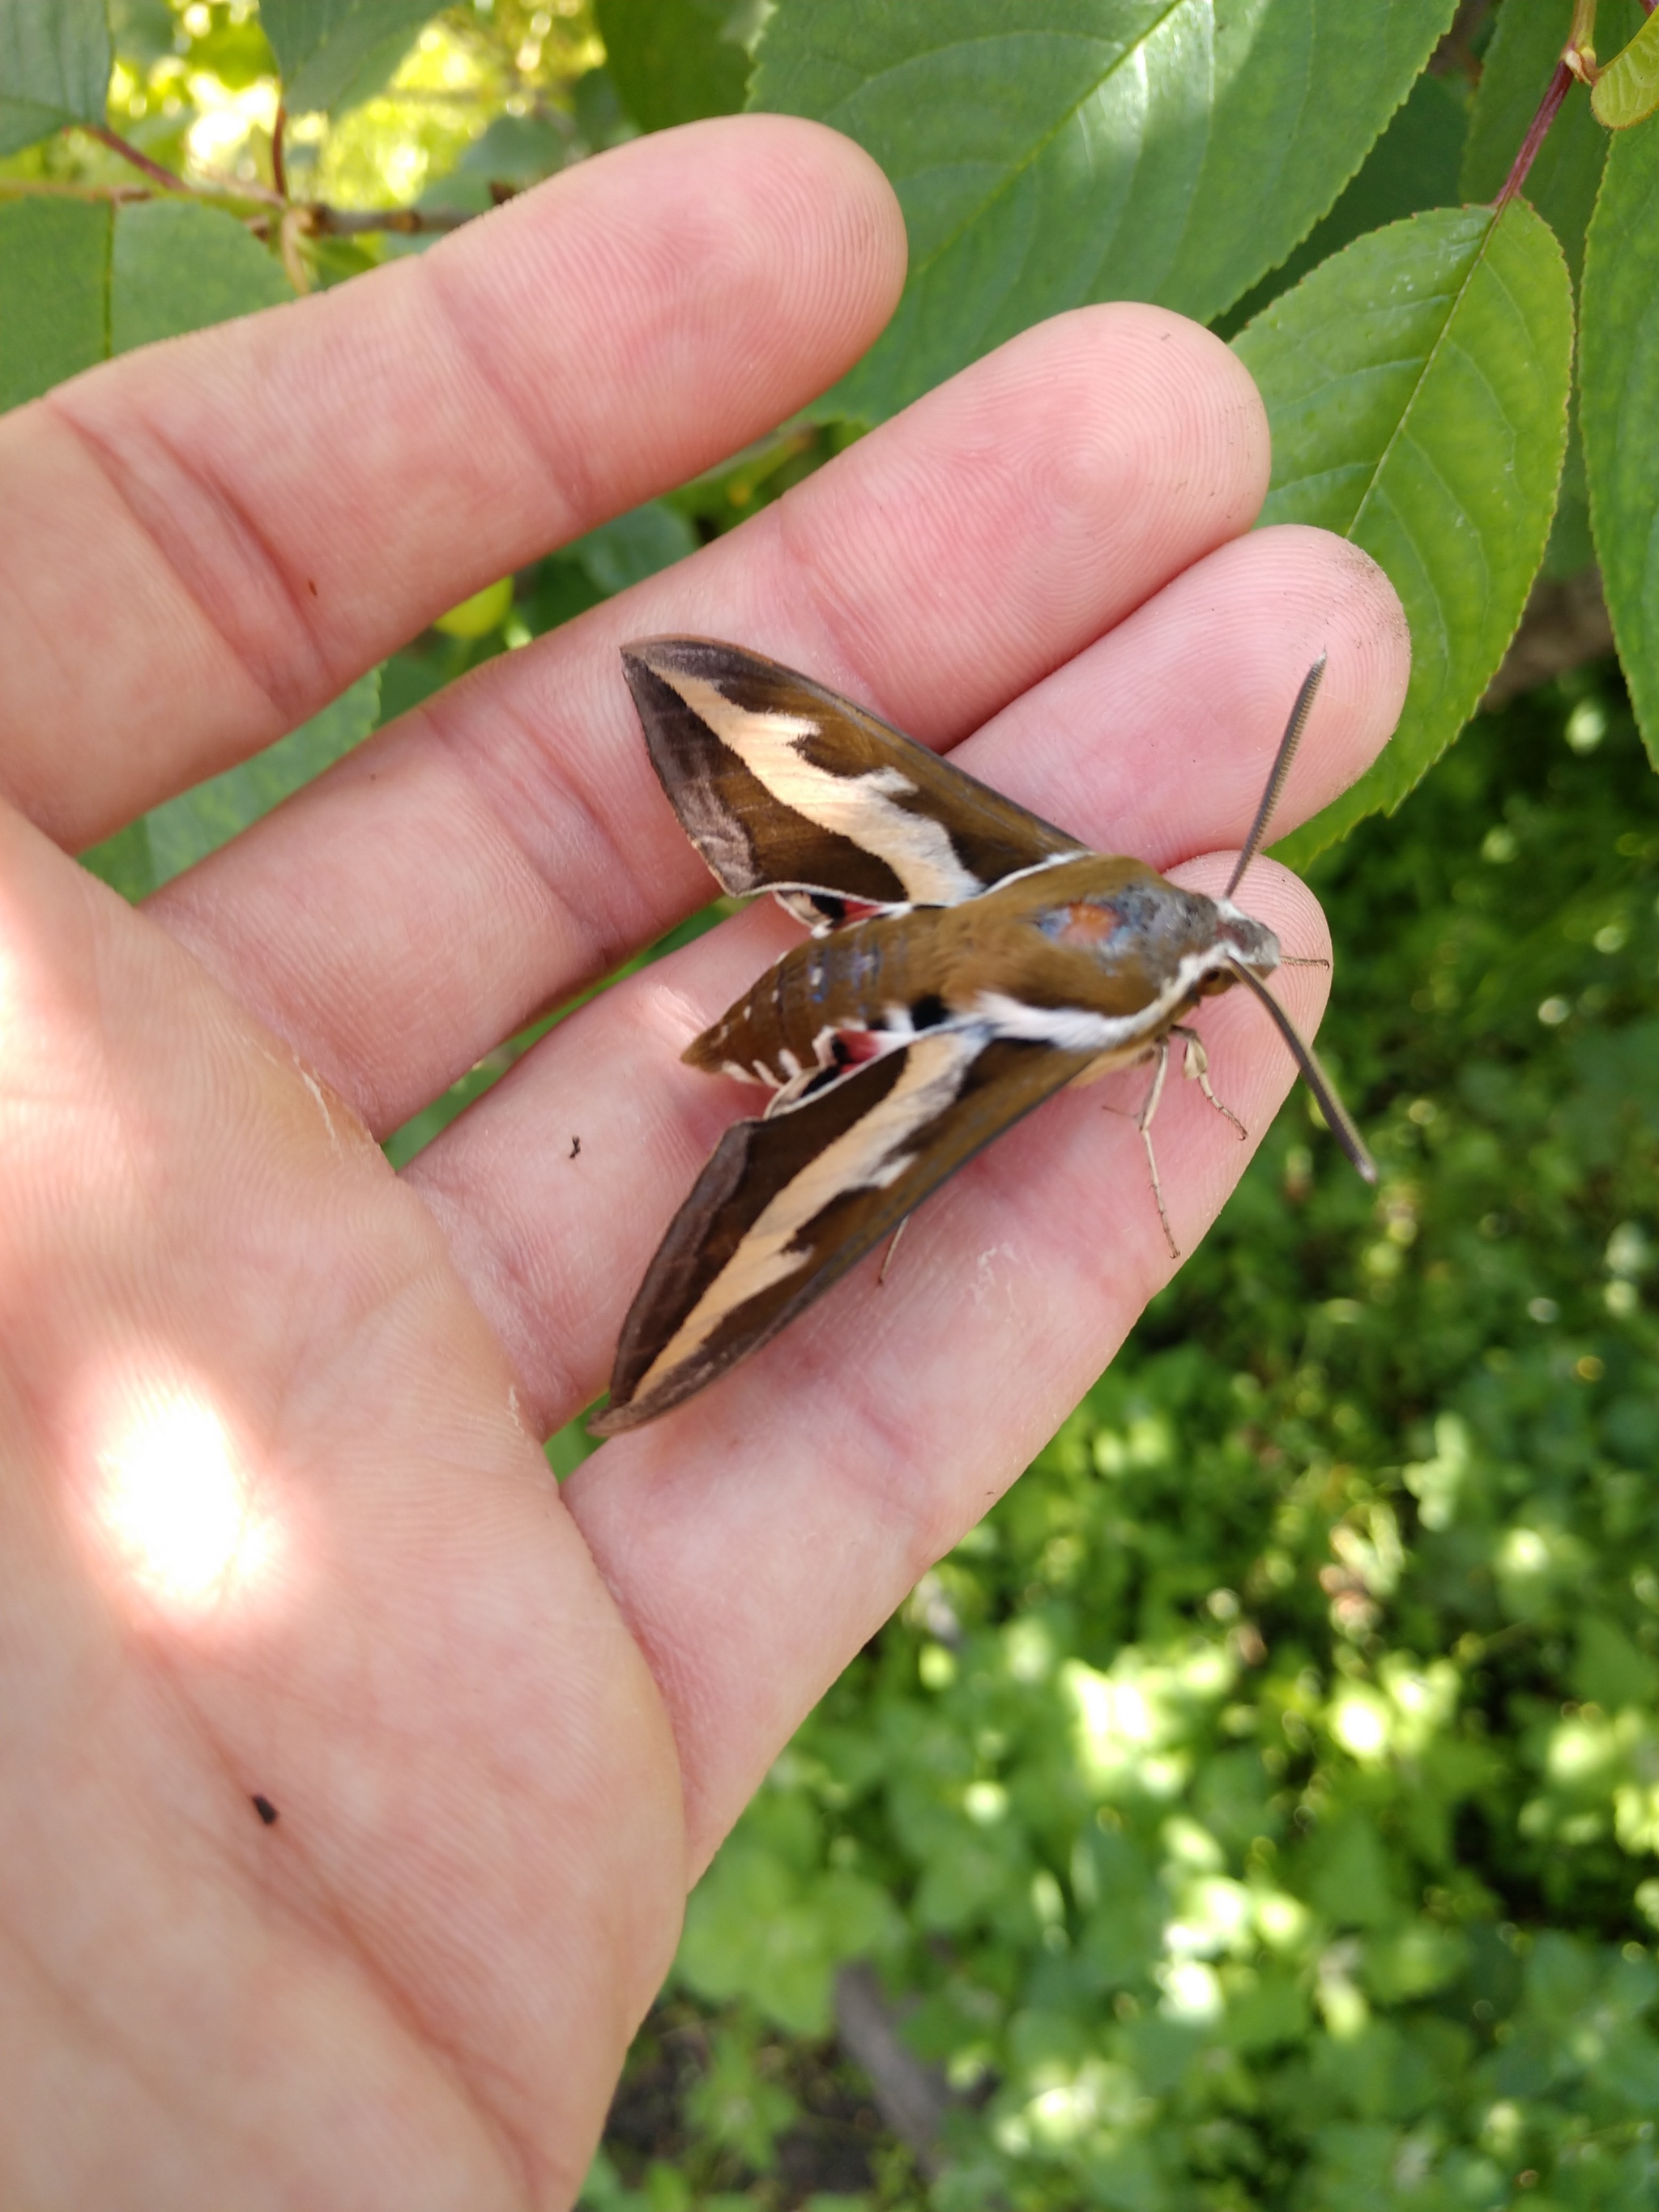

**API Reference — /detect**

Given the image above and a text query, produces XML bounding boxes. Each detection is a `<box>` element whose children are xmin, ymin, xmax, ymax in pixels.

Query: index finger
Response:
<box><xmin>0</xmin><ymin>117</ymin><xmax>905</xmax><ymax>849</ymax></box>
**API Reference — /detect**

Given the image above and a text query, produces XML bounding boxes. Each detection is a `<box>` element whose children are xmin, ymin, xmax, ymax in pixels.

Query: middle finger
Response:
<box><xmin>149</xmin><ymin>306</ymin><xmax>1269</xmax><ymax>1134</ymax></box>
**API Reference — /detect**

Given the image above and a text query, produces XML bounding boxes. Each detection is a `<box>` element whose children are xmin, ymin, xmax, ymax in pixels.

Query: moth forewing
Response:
<box><xmin>592</xmin><ymin>1033</ymin><xmax>1094</xmax><ymax>1434</ymax></box>
<box><xmin>621</xmin><ymin>638</ymin><xmax>1085</xmax><ymax>910</ymax></box>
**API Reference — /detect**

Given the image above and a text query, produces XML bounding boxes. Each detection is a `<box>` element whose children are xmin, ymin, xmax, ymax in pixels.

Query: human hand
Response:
<box><xmin>0</xmin><ymin>116</ymin><xmax>1406</xmax><ymax>2206</ymax></box>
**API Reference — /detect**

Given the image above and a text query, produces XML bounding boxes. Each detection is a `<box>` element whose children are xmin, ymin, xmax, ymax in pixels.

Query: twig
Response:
<box><xmin>312</xmin><ymin>203</ymin><xmax>478</xmax><ymax>235</ymax></box>
<box><xmin>0</xmin><ymin>171</ymin><xmax>484</xmax><ymax>239</ymax></box>
<box><xmin>833</xmin><ymin>1964</ymin><xmax>955</xmax><ymax>2177</ymax></box>
<box><xmin>1566</xmin><ymin>0</ymin><xmax>1601</xmax><ymax>78</ymax></box>
<box><xmin>87</xmin><ymin>122</ymin><xmax>187</xmax><ymax>192</ymax></box>
<box><xmin>271</xmin><ymin>100</ymin><xmax>288</xmax><ymax>200</ymax></box>
<box><xmin>1495</xmin><ymin>61</ymin><xmax>1574</xmax><ymax>207</ymax></box>
<box><xmin>192</xmin><ymin>161</ymin><xmax>285</xmax><ymax>209</ymax></box>
<box><xmin>0</xmin><ymin>177</ymin><xmax>149</xmax><ymax>203</ymax></box>
<box><xmin>277</xmin><ymin>204</ymin><xmax>314</xmax><ymax>293</ymax></box>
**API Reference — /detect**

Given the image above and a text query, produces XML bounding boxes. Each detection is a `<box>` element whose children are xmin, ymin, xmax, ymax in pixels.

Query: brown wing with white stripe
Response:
<box><xmin>621</xmin><ymin>638</ymin><xmax>1085</xmax><ymax>922</ymax></box>
<box><xmin>591</xmin><ymin>1029</ymin><xmax>1094</xmax><ymax>1434</ymax></box>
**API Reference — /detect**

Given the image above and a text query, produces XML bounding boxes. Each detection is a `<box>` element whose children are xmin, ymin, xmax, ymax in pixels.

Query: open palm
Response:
<box><xmin>0</xmin><ymin>117</ymin><xmax>1406</xmax><ymax>2207</ymax></box>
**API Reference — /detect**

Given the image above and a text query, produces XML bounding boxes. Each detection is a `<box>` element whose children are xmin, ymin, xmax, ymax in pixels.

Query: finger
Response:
<box><xmin>0</xmin><ymin>116</ymin><xmax>905</xmax><ymax>847</ymax></box>
<box><xmin>965</xmin><ymin>524</ymin><xmax>1410</xmax><ymax>864</ymax></box>
<box><xmin>558</xmin><ymin>863</ymin><xmax>1338</xmax><ymax>1866</ymax></box>
<box><xmin>152</xmin><ymin>305</ymin><xmax>1280</xmax><ymax>1132</ymax></box>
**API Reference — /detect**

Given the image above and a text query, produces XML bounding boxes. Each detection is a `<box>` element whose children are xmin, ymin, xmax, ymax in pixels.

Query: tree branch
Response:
<box><xmin>87</xmin><ymin>124</ymin><xmax>189</xmax><ymax>193</ymax></box>
<box><xmin>1496</xmin><ymin>62</ymin><xmax>1575</xmax><ymax>207</ymax></box>
<box><xmin>311</xmin><ymin>203</ymin><xmax>478</xmax><ymax>236</ymax></box>
<box><xmin>0</xmin><ymin>175</ymin><xmax>491</xmax><ymax>241</ymax></box>
<box><xmin>833</xmin><ymin>1964</ymin><xmax>956</xmax><ymax>2178</ymax></box>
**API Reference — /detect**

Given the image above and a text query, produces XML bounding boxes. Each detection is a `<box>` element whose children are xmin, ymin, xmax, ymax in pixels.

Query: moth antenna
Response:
<box><xmin>1225</xmin><ymin>652</ymin><xmax>1327</xmax><ymax>901</ymax></box>
<box><xmin>1228</xmin><ymin>960</ymin><xmax>1376</xmax><ymax>1183</ymax></box>
<box><xmin>1279</xmin><ymin>953</ymin><xmax>1331</xmax><ymax>969</ymax></box>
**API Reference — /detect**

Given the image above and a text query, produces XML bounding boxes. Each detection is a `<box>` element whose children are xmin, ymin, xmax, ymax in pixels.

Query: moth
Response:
<box><xmin>591</xmin><ymin>640</ymin><xmax>1375</xmax><ymax>1436</ymax></box>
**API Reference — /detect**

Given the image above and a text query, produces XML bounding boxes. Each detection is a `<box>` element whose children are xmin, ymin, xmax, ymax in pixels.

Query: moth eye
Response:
<box><xmin>910</xmin><ymin>993</ymin><xmax>948</xmax><ymax>1030</ymax></box>
<box><xmin>1043</xmin><ymin>901</ymin><xmax>1122</xmax><ymax>947</ymax></box>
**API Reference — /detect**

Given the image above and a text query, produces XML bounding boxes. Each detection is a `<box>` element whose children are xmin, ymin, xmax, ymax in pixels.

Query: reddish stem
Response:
<box><xmin>88</xmin><ymin>124</ymin><xmax>187</xmax><ymax>193</ymax></box>
<box><xmin>1495</xmin><ymin>59</ymin><xmax>1573</xmax><ymax>208</ymax></box>
<box><xmin>271</xmin><ymin>102</ymin><xmax>288</xmax><ymax>200</ymax></box>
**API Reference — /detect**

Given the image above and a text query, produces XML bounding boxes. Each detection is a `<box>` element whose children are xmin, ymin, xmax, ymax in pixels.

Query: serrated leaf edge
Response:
<box><xmin>1259</xmin><ymin>202</ymin><xmax>1572</xmax><ymax>866</ymax></box>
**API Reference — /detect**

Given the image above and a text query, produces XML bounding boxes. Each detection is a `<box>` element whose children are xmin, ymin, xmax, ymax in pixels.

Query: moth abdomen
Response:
<box><xmin>683</xmin><ymin>905</ymin><xmax>964</xmax><ymax>1094</ymax></box>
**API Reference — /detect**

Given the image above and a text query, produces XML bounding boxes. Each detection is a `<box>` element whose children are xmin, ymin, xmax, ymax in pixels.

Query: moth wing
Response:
<box><xmin>592</xmin><ymin>1029</ymin><xmax>1094</xmax><ymax>1435</ymax></box>
<box><xmin>621</xmin><ymin>637</ymin><xmax>1085</xmax><ymax>914</ymax></box>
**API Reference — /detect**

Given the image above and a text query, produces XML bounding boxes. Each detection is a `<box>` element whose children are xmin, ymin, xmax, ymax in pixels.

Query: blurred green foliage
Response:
<box><xmin>593</xmin><ymin>667</ymin><xmax>1659</xmax><ymax>2210</ymax></box>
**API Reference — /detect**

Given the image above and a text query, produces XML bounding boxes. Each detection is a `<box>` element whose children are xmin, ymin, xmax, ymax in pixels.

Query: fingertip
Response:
<box><xmin>1326</xmin><ymin>530</ymin><xmax>1412</xmax><ymax>730</ymax></box>
<box><xmin>1000</xmin><ymin>303</ymin><xmax>1273</xmax><ymax>558</ymax></box>
<box><xmin>541</xmin><ymin>113</ymin><xmax>907</xmax><ymax>405</ymax></box>
<box><xmin>740</xmin><ymin>113</ymin><xmax>910</xmax><ymax>331</ymax></box>
<box><xmin>1078</xmin><ymin>304</ymin><xmax>1273</xmax><ymax>543</ymax></box>
<box><xmin>1250</xmin><ymin>526</ymin><xmax>1412</xmax><ymax>812</ymax></box>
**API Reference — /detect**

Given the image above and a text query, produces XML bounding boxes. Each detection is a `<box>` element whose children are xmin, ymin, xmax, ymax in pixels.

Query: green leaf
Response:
<box><xmin>1583</xmin><ymin>113</ymin><xmax>1659</xmax><ymax>774</ymax></box>
<box><xmin>1</xmin><ymin>196</ymin><xmax>292</xmax><ymax>416</ymax></box>
<box><xmin>1307</xmin><ymin>1811</ymin><xmax>1401</xmax><ymax>1930</ymax></box>
<box><xmin>1462</xmin><ymin>0</ymin><xmax>1644</xmax><ymax>280</ymax></box>
<box><xmin>437</xmin><ymin>109</ymin><xmax>571</xmax><ymax>198</ymax></box>
<box><xmin>683</xmin><ymin>2022</ymin><xmax>798</xmax><ymax>2171</ymax></box>
<box><xmin>1235</xmin><ymin>203</ymin><xmax>1572</xmax><ymax>864</ymax></box>
<box><xmin>1542</xmin><ymin>404</ymin><xmax>1595</xmax><ymax>580</ymax></box>
<box><xmin>1217</xmin><ymin>70</ymin><xmax>1468</xmax><ymax>339</ymax></box>
<box><xmin>145</xmin><ymin>668</ymin><xmax>382</xmax><ymax>887</ymax></box>
<box><xmin>259</xmin><ymin>0</ymin><xmax>440</xmax><ymax>116</ymax></box>
<box><xmin>1593</xmin><ymin>7</ymin><xmax>1659</xmax><ymax>130</ymax></box>
<box><xmin>1572</xmin><ymin>1616</ymin><xmax>1659</xmax><ymax>1710</ymax></box>
<box><xmin>677</xmin><ymin>1828</ymin><xmax>902</xmax><ymax>2035</ymax></box>
<box><xmin>0</xmin><ymin>0</ymin><xmax>111</xmax><ymax>156</ymax></box>
<box><xmin>595</xmin><ymin>0</ymin><xmax>752</xmax><ymax>133</ymax></box>
<box><xmin>80</xmin><ymin>817</ymin><xmax>156</xmax><ymax>902</ymax></box>
<box><xmin>111</xmin><ymin>199</ymin><xmax>292</xmax><ymax>355</ymax></box>
<box><xmin>0</xmin><ymin>194</ymin><xmax>109</xmax><ymax>410</ymax></box>
<box><xmin>750</xmin><ymin>0</ymin><xmax>1455</xmax><ymax>424</ymax></box>
<box><xmin>569</xmin><ymin>501</ymin><xmax>697</xmax><ymax>596</ymax></box>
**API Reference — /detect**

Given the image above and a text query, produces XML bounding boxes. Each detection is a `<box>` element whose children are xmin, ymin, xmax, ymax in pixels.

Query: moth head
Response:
<box><xmin>1211</xmin><ymin>898</ymin><xmax>1281</xmax><ymax>978</ymax></box>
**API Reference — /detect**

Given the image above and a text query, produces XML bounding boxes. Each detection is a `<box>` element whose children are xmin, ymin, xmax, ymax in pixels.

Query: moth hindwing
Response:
<box><xmin>595</xmin><ymin>639</ymin><xmax>1371</xmax><ymax>1435</ymax></box>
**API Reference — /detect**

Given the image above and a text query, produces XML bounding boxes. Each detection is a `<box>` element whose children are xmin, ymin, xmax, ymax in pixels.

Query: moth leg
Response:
<box><xmin>1171</xmin><ymin>1023</ymin><xmax>1247</xmax><ymax>1141</ymax></box>
<box><xmin>1138</xmin><ymin>1039</ymin><xmax>1179</xmax><ymax>1260</ymax></box>
<box><xmin>877</xmin><ymin>1217</ymin><xmax>909</xmax><ymax>1285</ymax></box>
<box><xmin>763</xmin><ymin>1069</ymin><xmax>817</xmax><ymax>1118</ymax></box>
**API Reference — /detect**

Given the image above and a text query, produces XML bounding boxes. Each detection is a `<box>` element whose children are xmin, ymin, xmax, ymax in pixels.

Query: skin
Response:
<box><xmin>0</xmin><ymin>114</ymin><xmax>1410</xmax><ymax>2210</ymax></box>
